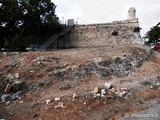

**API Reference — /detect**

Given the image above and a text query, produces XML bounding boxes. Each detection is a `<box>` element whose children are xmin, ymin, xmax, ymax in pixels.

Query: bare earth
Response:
<box><xmin>0</xmin><ymin>45</ymin><xmax>160</xmax><ymax>120</ymax></box>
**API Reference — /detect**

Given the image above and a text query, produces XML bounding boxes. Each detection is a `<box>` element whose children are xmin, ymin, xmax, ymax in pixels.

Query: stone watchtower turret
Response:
<box><xmin>128</xmin><ymin>7</ymin><xmax>136</xmax><ymax>20</ymax></box>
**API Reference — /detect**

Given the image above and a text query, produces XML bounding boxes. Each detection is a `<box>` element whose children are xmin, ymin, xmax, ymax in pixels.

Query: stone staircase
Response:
<box><xmin>38</xmin><ymin>26</ymin><xmax>73</xmax><ymax>51</ymax></box>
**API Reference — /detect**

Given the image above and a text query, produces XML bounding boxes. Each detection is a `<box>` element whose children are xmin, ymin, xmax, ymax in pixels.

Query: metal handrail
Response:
<box><xmin>38</xmin><ymin>26</ymin><xmax>73</xmax><ymax>51</ymax></box>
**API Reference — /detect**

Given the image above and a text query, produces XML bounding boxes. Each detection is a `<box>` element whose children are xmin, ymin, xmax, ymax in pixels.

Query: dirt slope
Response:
<box><xmin>0</xmin><ymin>45</ymin><xmax>160</xmax><ymax>120</ymax></box>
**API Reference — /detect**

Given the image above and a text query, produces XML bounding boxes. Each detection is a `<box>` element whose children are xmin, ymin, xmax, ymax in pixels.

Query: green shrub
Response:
<box><xmin>133</xmin><ymin>27</ymin><xmax>141</xmax><ymax>32</ymax></box>
<box><xmin>112</xmin><ymin>31</ymin><xmax>118</xmax><ymax>36</ymax></box>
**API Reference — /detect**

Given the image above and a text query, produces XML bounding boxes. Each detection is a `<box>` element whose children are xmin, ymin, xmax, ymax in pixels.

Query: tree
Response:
<box><xmin>147</xmin><ymin>22</ymin><xmax>160</xmax><ymax>43</ymax></box>
<box><xmin>0</xmin><ymin>0</ymin><xmax>21</xmax><ymax>48</ymax></box>
<box><xmin>0</xmin><ymin>0</ymin><xmax>61</xmax><ymax>48</ymax></box>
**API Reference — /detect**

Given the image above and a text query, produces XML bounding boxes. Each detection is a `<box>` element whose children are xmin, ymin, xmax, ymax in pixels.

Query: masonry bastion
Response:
<box><xmin>57</xmin><ymin>7</ymin><xmax>142</xmax><ymax>48</ymax></box>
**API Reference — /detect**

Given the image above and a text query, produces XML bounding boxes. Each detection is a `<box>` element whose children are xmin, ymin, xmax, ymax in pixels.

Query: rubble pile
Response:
<box><xmin>48</xmin><ymin>50</ymin><xmax>152</xmax><ymax>80</ymax></box>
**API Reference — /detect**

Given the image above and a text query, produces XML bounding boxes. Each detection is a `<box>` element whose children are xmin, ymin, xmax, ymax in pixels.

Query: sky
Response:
<box><xmin>52</xmin><ymin>0</ymin><xmax>160</xmax><ymax>36</ymax></box>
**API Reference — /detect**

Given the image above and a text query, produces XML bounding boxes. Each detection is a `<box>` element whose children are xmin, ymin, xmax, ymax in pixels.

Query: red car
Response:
<box><xmin>153</xmin><ymin>43</ymin><xmax>160</xmax><ymax>51</ymax></box>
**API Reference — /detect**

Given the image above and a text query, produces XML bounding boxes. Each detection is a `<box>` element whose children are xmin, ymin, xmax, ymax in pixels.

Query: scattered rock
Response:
<box><xmin>5</xmin><ymin>101</ymin><xmax>11</xmax><ymax>105</ymax></box>
<box><xmin>72</xmin><ymin>93</ymin><xmax>77</xmax><ymax>100</ymax></box>
<box><xmin>74</xmin><ymin>61</ymin><xmax>97</xmax><ymax>79</ymax></box>
<box><xmin>27</xmin><ymin>81</ymin><xmax>51</xmax><ymax>91</ymax></box>
<box><xmin>93</xmin><ymin>57</ymin><xmax>103</xmax><ymax>63</ymax></box>
<box><xmin>4</xmin><ymin>83</ymin><xmax>12</xmax><ymax>93</ymax></box>
<box><xmin>46</xmin><ymin>99</ymin><xmax>51</xmax><ymax>104</ymax></box>
<box><xmin>93</xmin><ymin>87</ymin><xmax>99</xmax><ymax>94</ymax></box>
<box><xmin>36</xmin><ymin>56</ymin><xmax>46</xmax><ymax>61</ymax></box>
<box><xmin>48</xmin><ymin>67</ymin><xmax>69</xmax><ymax>80</ymax></box>
<box><xmin>140</xmin><ymin>81</ymin><xmax>152</xmax><ymax>86</ymax></box>
<box><xmin>20</xmin><ymin>64</ymin><xmax>25</xmax><ymax>67</ymax></box>
<box><xmin>6</xmin><ymin>59</ymin><xmax>16</xmax><ymax>68</ymax></box>
<box><xmin>120</xmin><ymin>88</ymin><xmax>128</xmax><ymax>91</ymax></box>
<box><xmin>3</xmin><ymin>52</ymin><xmax>7</xmax><ymax>55</ymax></box>
<box><xmin>20</xmin><ymin>58</ymin><xmax>25</xmax><ymax>62</ymax></box>
<box><xmin>150</xmin><ymin>86</ymin><xmax>153</xmax><ymax>89</ymax></box>
<box><xmin>96</xmin><ymin>93</ymin><xmax>101</xmax><ymax>97</ymax></box>
<box><xmin>93</xmin><ymin>87</ymin><xmax>99</xmax><ymax>97</ymax></box>
<box><xmin>11</xmin><ymin>52</ymin><xmax>20</xmax><ymax>55</ymax></box>
<box><xmin>37</xmin><ymin>61</ymin><xmax>41</xmax><ymax>65</ymax></box>
<box><xmin>54</xmin><ymin>102</ymin><xmax>66</xmax><ymax>109</ymax></box>
<box><xmin>59</xmin><ymin>83</ymin><xmax>71</xmax><ymax>90</ymax></box>
<box><xmin>55</xmin><ymin>97</ymin><xmax>61</xmax><ymax>101</ymax></box>
<box><xmin>116</xmin><ymin>91</ymin><xmax>127</xmax><ymax>98</ymax></box>
<box><xmin>125</xmin><ymin>92</ymin><xmax>135</xmax><ymax>99</ymax></box>
<box><xmin>156</xmin><ymin>83</ymin><xmax>160</xmax><ymax>86</ymax></box>
<box><xmin>94</xmin><ymin>86</ymin><xmax>99</xmax><ymax>92</ymax></box>
<box><xmin>11</xmin><ymin>91</ymin><xmax>21</xmax><ymax>100</ymax></box>
<box><xmin>7</xmin><ymin>74</ymin><xmax>14</xmax><ymax>80</ymax></box>
<box><xmin>19</xmin><ymin>101</ymin><xmax>23</xmax><ymax>104</ymax></box>
<box><xmin>0</xmin><ymin>60</ymin><xmax>3</xmax><ymax>63</ymax></box>
<box><xmin>15</xmin><ymin>73</ymin><xmax>20</xmax><ymax>79</ymax></box>
<box><xmin>124</xmin><ymin>113</ymin><xmax>130</xmax><ymax>117</ymax></box>
<box><xmin>104</xmin><ymin>82</ymin><xmax>113</xmax><ymax>89</ymax></box>
<box><xmin>1</xmin><ymin>94</ymin><xmax>10</xmax><ymax>102</ymax></box>
<box><xmin>101</xmin><ymin>89</ymin><xmax>106</xmax><ymax>97</ymax></box>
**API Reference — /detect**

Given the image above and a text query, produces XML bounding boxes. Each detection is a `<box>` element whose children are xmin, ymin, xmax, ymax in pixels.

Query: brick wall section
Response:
<box><xmin>60</xmin><ymin>19</ymin><xmax>142</xmax><ymax>48</ymax></box>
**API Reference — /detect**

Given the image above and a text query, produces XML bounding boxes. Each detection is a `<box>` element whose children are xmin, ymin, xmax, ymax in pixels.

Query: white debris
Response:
<box><xmin>30</xmin><ymin>70</ymin><xmax>35</xmax><ymax>73</ymax></box>
<box><xmin>7</xmin><ymin>74</ymin><xmax>14</xmax><ymax>80</ymax></box>
<box><xmin>15</xmin><ymin>73</ymin><xmax>20</xmax><ymax>79</ymax></box>
<box><xmin>13</xmin><ymin>80</ymin><xmax>23</xmax><ymax>84</ymax></box>
<box><xmin>72</xmin><ymin>93</ymin><xmax>77</xmax><ymax>100</ymax></box>
<box><xmin>3</xmin><ymin>52</ymin><xmax>7</xmax><ymax>55</ymax></box>
<box><xmin>20</xmin><ymin>64</ymin><xmax>25</xmax><ymax>67</ymax></box>
<box><xmin>54</xmin><ymin>102</ymin><xmax>66</xmax><ymax>109</ymax></box>
<box><xmin>104</xmin><ymin>82</ymin><xmax>113</xmax><ymax>89</ymax></box>
<box><xmin>37</xmin><ymin>56</ymin><xmax>46</xmax><ymax>61</ymax></box>
<box><xmin>19</xmin><ymin>101</ymin><xmax>23</xmax><ymax>104</ymax></box>
<box><xmin>37</xmin><ymin>61</ymin><xmax>41</xmax><ymax>65</ymax></box>
<box><xmin>150</xmin><ymin>86</ymin><xmax>153</xmax><ymax>89</ymax></box>
<box><xmin>101</xmin><ymin>89</ymin><xmax>106</xmax><ymax>97</ymax></box>
<box><xmin>93</xmin><ymin>57</ymin><xmax>103</xmax><ymax>63</ymax></box>
<box><xmin>156</xmin><ymin>83</ymin><xmax>160</xmax><ymax>86</ymax></box>
<box><xmin>55</xmin><ymin>97</ymin><xmax>61</xmax><ymax>101</ymax></box>
<box><xmin>97</xmin><ymin>93</ymin><xmax>101</xmax><ymax>97</ymax></box>
<box><xmin>20</xmin><ymin>58</ymin><xmax>25</xmax><ymax>62</ymax></box>
<box><xmin>93</xmin><ymin>87</ymin><xmax>99</xmax><ymax>97</ymax></box>
<box><xmin>93</xmin><ymin>87</ymin><xmax>99</xmax><ymax>94</ymax></box>
<box><xmin>120</xmin><ymin>88</ymin><xmax>128</xmax><ymax>91</ymax></box>
<box><xmin>46</xmin><ymin>99</ymin><xmax>51</xmax><ymax>104</ymax></box>
<box><xmin>5</xmin><ymin>101</ymin><xmax>11</xmax><ymax>105</ymax></box>
<box><xmin>4</xmin><ymin>83</ymin><xmax>12</xmax><ymax>93</ymax></box>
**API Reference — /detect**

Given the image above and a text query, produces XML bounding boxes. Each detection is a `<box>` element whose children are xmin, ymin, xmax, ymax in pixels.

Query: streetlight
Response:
<box><xmin>76</xmin><ymin>18</ymin><xmax>79</xmax><ymax>25</ymax></box>
<box><xmin>62</xmin><ymin>17</ymin><xmax>64</xmax><ymax>24</ymax></box>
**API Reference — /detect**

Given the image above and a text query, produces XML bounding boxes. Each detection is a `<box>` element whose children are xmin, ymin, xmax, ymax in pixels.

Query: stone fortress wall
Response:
<box><xmin>57</xmin><ymin>7</ymin><xmax>142</xmax><ymax>48</ymax></box>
